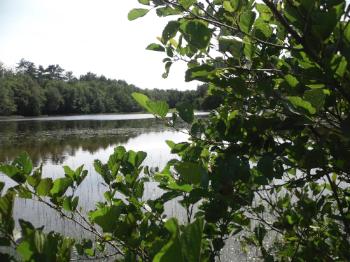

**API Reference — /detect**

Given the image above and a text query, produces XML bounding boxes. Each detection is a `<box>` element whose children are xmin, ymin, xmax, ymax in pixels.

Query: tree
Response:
<box><xmin>2</xmin><ymin>1</ymin><xmax>350</xmax><ymax>261</ymax></box>
<box><xmin>64</xmin><ymin>71</ymin><xmax>76</xmax><ymax>82</ymax></box>
<box><xmin>16</xmin><ymin>59</ymin><xmax>37</xmax><ymax>79</ymax></box>
<box><xmin>131</xmin><ymin>0</ymin><xmax>350</xmax><ymax>260</ymax></box>
<box><xmin>0</xmin><ymin>59</ymin><xmax>201</xmax><ymax>116</ymax></box>
<box><xmin>0</xmin><ymin>81</ymin><xmax>16</xmax><ymax>115</ymax></box>
<box><xmin>45</xmin><ymin>64</ymin><xmax>65</xmax><ymax>81</ymax></box>
<box><xmin>9</xmin><ymin>74</ymin><xmax>45</xmax><ymax>116</ymax></box>
<box><xmin>43</xmin><ymin>81</ymin><xmax>64</xmax><ymax>114</ymax></box>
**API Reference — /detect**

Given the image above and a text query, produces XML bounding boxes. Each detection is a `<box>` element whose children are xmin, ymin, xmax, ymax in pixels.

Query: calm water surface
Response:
<box><xmin>0</xmin><ymin>113</ymin><xmax>251</xmax><ymax>261</ymax></box>
<box><xmin>0</xmin><ymin>114</ymin><xmax>190</xmax><ymax>233</ymax></box>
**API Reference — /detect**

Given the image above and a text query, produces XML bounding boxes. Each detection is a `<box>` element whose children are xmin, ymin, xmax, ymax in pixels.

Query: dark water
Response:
<box><xmin>0</xmin><ymin>114</ymin><xmax>192</xmax><ymax>165</ymax></box>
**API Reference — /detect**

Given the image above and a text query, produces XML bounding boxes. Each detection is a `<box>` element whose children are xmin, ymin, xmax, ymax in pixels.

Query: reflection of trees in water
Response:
<box><xmin>0</xmin><ymin>118</ymin><xmax>171</xmax><ymax>165</ymax></box>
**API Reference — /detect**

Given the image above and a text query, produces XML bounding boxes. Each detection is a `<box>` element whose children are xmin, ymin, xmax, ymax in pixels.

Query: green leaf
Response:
<box><xmin>94</xmin><ymin>160</ymin><xmax>112</xmax><ymax>185</ymax></box>
<box><xmin>257</xmin><ymin>155</ymin><xmax>274</xmax><ymax>179</ymax></box>
<box><xmin>89</xmin><ymin>204</ymin><xmax>123</xmax><ymax>233</ymax></box>
<box><xmin>331</xmin><ymin>54</ymin><xmax>347</xmax><ymax>78</ymax></box>
<box><xmin>311</xmin><ymin>9</ymin><xmax>338</xmax><ymax>40</ymax></box>
<box><xmin>165</xmin><ymin>140</ymin><xmax>175</xmax><ymax>149</ymax></box>
<box><xmin>166</xmin><ymin>141</ymin><xmax>190</xmax><ymax>153</ymax></box>
<box><xmin>146</xmin><ymin>43</ymin><xmax>165</xmax><ymax>52</ymax></box>
<box><xmin>15</xmin><ymin>185</ymin><xmax>32</xmax><ymax>199</ymax></box>
<box><xmin>345</xmin><ymin>22</ymin><xmax>350</xmax><ymax>43</ymax></box>
<box><xmin>128</xmin><ymin>8</ymin><xmax>149</xmax><ymax>21</ymax></box>
<box><xmin>287</xmin><ymin>96</ymin><xmax>316</xmax><ymax>114</ymax></box>
<box><xmin>35</xmin><ymin>178</ymin><xmax>52</xmax><ymax>196</ymax></box>
<box><xmin>243</xmin><ymin>36</ymin><xmax>254</xmax><ymax>60</ymax></box>
<box><xmin>127</xmin><ymin>150</ymin><xmax>147</xmax><ymax>167</ymax></box>
<box><xmin>167</xmin><ymin>181</ymin><xmax>193</xmax><ymax>192</ymax></box>
<box><xmin>147</xmin><ymin>100</ymin><xmax>169</xmax><ymax>118</ymax></box>
<box><xmin>230</xmin><ymin>0</ymin><xmax>241</xmax><ymax>11</ymax></box>
<box><xmin>176</xmin><ymin>102</ymin><xmax>194</xmax><ymax>123</ymax></box>
<box><xmin>239</xmin><ymin>11</ymin><xmax>256</xmax><ymax>34</ymax></box>
<box><xmin>304</xmin><ymin>88</ymin><xmax>327</xmax><ymax>111</ymax></box>
<box><xmin>156</xmin><ymin>6</ymin><xmax>182</xmax><ymax>17</ymax></box>
<box><xmin>27</xmin><ymin>166</ymin><xmax>42</xmax><ymax>187</ymax></box>
<box><xmin>0</xmin><ymin>181</ymin><xmax>4</xmax><ymax>194</ymax></box>
<box><xmin>63</xmin><ymin>196</ymin><xmax>79</xmax><ymax>212</ymax></box>
<box><xmin>132</xmin><ymin>92</ymin><xmax>151</xmax><ymax>112</ymax></box>
<box><xmin>185</xmin><ymin>64</ymin><xmax>215</xmax><ymax>82</ymax></box>
<box><xmin>63</xmin><ymin>166</ymin><xmax>75</xmax><ymax>180</ymax></box>
<box><xmin>256</xmin><ymin>4</ymin><xmax>273</xmax><ymax>21</ymax></box>
<box><xmin>162</xmin><ymin>21</ymin><xmax>180</xmax><ymax>44</ymax></box>
<box><xmin>301</xmin><ymin>149</ymin><xmax>325</xmax><ymax>169</ymax></box>
<box><xmin>17</xmin><ymin>240</ymin><xmax>33</xmax><ymax>261</ymax></box>
<box><xmin>180</xmin><ymin>218</ymin><xmax>204</xmax><ymax>261</ymax></box>
<box><xmin>0</xmin><ymin>165</ymin><xmax>26</xmax><ymax>184</ymax></box>
<box><xmin>284</xmin><ymin>74</ymin><xmax>299</xmax><ymax>88</ymax></box>
<box><xmin>254</xmin><ymin>20</ymin><xmax>273</xmax><ymax>39</ymax></box>
<box><xmin>50</xmin><ymin>178</ymin><xmax>72</xmax><ymax>197</ymax></box>
<box><xmin>179</xmin><ymin>0</ymin><xmax>196</xmax><ymax>10</ymax></box>
<box><xmin>162</xmin><ymin>61</ymin><xmax>172</xmax><ymax>79</ymax></box>
<box><xmin>223</xmin><ymin>1</ymin><xmax>234</xmax><ymax>12</ymax></box>
<box><xmin>14</xmin><ymin>153</ymin><xmax>33</xmax><ymax>175</ymax></box>
<box><xmin>0</xmin><ymin>192</ymin><xmax>14</xmax><ymax>220</ymax></box>
<box><xmin>153</xmin><ymin>218</ymin><xmax>183</xmax><ymax>262</ymax></box>
<box><xmin>109</xmin><ymin>146</ymin><xmax>126</xmax><ymax>169</ymax></box>
<box><xmin>254</xmin><ymin>225</ymin><xmax>267</xmax><ymax>245</ymax></box>
<box><xmin>135</xmin><ymin>151</ymin><xmax>147</xmax><ymax>167</ymax></box>
<box><xmin>285</xmin><ymin>2</ymin><xmax>303</xmax><ymax>27</ymax></box>
<box><xmin>180</xmin><ymin>20</ymin><xmax>212</xmax><ymax>49</ymax></box>
<box><xmin>175</xmin><ymin>162</ymin><xmax>206</xmax><ymax>184</ymax></box>
<box><xmin>219</xmin><ymin>37</ymin><xmax>242</xmax><ymax>57</ymax></box>
<box><xmin>138</xmin><ymin>0</ymin><xmax>150</xmax><ymax>5</ymax></box>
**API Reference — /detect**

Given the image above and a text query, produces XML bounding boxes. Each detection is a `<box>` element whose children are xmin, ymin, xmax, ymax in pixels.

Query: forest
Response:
<box><xmin>0</xmin><ymin>59</ymin><xmax>219</xmax><ymax>116</ymax></box>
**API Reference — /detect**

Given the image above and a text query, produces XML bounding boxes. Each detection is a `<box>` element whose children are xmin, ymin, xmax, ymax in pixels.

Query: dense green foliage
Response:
<box><xmin>1</xmin><ymin>0</ymin><xmax>350</xmax><ymax>261</ymax></box>
<box><xmin>0</xmin><ymin>60</ymin><xmax>215</xmax><ymax>116</ymax></box>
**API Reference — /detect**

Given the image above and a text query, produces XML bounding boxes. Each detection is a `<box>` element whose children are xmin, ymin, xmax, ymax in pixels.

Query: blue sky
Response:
<box><xmin>0</xmin><ymin>0</ymin><xmax>197</xmax><ymax>90</ymax></box>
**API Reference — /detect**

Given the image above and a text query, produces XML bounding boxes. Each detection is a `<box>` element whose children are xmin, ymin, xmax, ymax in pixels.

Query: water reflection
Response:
<box><xmin>0</xmin><ymin>117</ymin><xmax>180</xmax><ymax>165</ymax></box>
<box><xmin>0</xmin><ymin>114</ymin><xmax>247</xmax><ymax>261</ymax></box>
<box><xmin>0</xmin><ymin>115</ymin><xmax>189</xmax><ymax>237</ymax></box>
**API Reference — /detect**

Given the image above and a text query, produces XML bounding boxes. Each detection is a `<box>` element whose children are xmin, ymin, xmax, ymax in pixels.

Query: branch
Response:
<box><xmin>325</xmin><ymin>174</ymin><xmax>350</xmax><ymax>237</ymax></box>
<box><xmin>28</xmin><ymin>190</ymin><xmax>125</xmax><ymax>258</ymax></box>
<box><xmin>70</xmin><ymin>251</ymin><xmax>120</xmax><ymax>261</ymax></box>
<box><xmin>262</xmin><ymin>0</ymin><xmax>350</xmax><ymax>103</ymax></box>
<box><xmin>162</xmin><ymin>0</ymin><xmax>299</xmax><ymax>51</ymax></box>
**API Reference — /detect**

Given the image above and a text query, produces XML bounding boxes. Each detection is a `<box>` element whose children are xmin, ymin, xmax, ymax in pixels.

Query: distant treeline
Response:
<box><xmin>0</xmin><ymin>59</ymin><xmax>221</xmax><ymax>116</ymax></box>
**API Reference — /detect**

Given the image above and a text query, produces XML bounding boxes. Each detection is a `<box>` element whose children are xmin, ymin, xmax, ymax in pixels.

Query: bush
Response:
<box><xmin>1</xmin><ymin>0</ymin><xmax>350</xmax><ymax>261</ymax></box>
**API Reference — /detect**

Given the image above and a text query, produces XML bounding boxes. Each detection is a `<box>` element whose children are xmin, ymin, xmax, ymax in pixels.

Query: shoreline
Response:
<box><xmin>0</xmin><ymin>112</ymin><xmax>210</xmax><ymax>122</ymax></box>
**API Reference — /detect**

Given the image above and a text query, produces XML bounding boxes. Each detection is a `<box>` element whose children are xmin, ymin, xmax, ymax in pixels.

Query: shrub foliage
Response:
<box><xmin>1</xmin><ymin>0</ymin><xmax>350</xmax><ymax>261</ymax></box>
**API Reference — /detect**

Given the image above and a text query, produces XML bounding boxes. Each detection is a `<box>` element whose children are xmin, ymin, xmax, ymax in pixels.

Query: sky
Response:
<box><xmin>0</xmin><ymin>0</ymin><xmax>197</xmax><ymax>90</ymax></box>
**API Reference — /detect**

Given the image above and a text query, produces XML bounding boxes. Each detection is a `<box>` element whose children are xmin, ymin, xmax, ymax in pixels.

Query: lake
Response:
<box><xmin>0</xmin><ymin>113</ymin><xmax>252</xmax><ymax>261</ymax></box>
<box><xmin>0</xmin><ymin>113</ymin><xmax>193</xmax><ymax>232</ymax></box>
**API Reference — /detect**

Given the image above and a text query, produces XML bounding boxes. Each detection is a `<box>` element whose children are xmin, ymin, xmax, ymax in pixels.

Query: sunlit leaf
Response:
<box><xmin>239</xmin><ymin>11</ymin><xmax>256</xmax><ymax>33</ymax></box>
<box><xmin>179</xmin><ymin>0</ymin><xmax>196</xmax><ymax>10</ymax></box>
<box><xmin>287</xmin><ymin>96</ymin><xmax>316</xmax><ymax>114</ymax></box>
<box><xmin>146</xmin><ymin>43</ymin><xmax>165</xmax><ymax>52</ymax></box>
<box><xmin>128</xmin><ymin>8</ymin><xmax>149</xmax><ymax>21</ymax></box>
<box><xmin>50</xmin><ymin>178</ymin><xmax>72</xmax><ymax>197</ymax></box>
